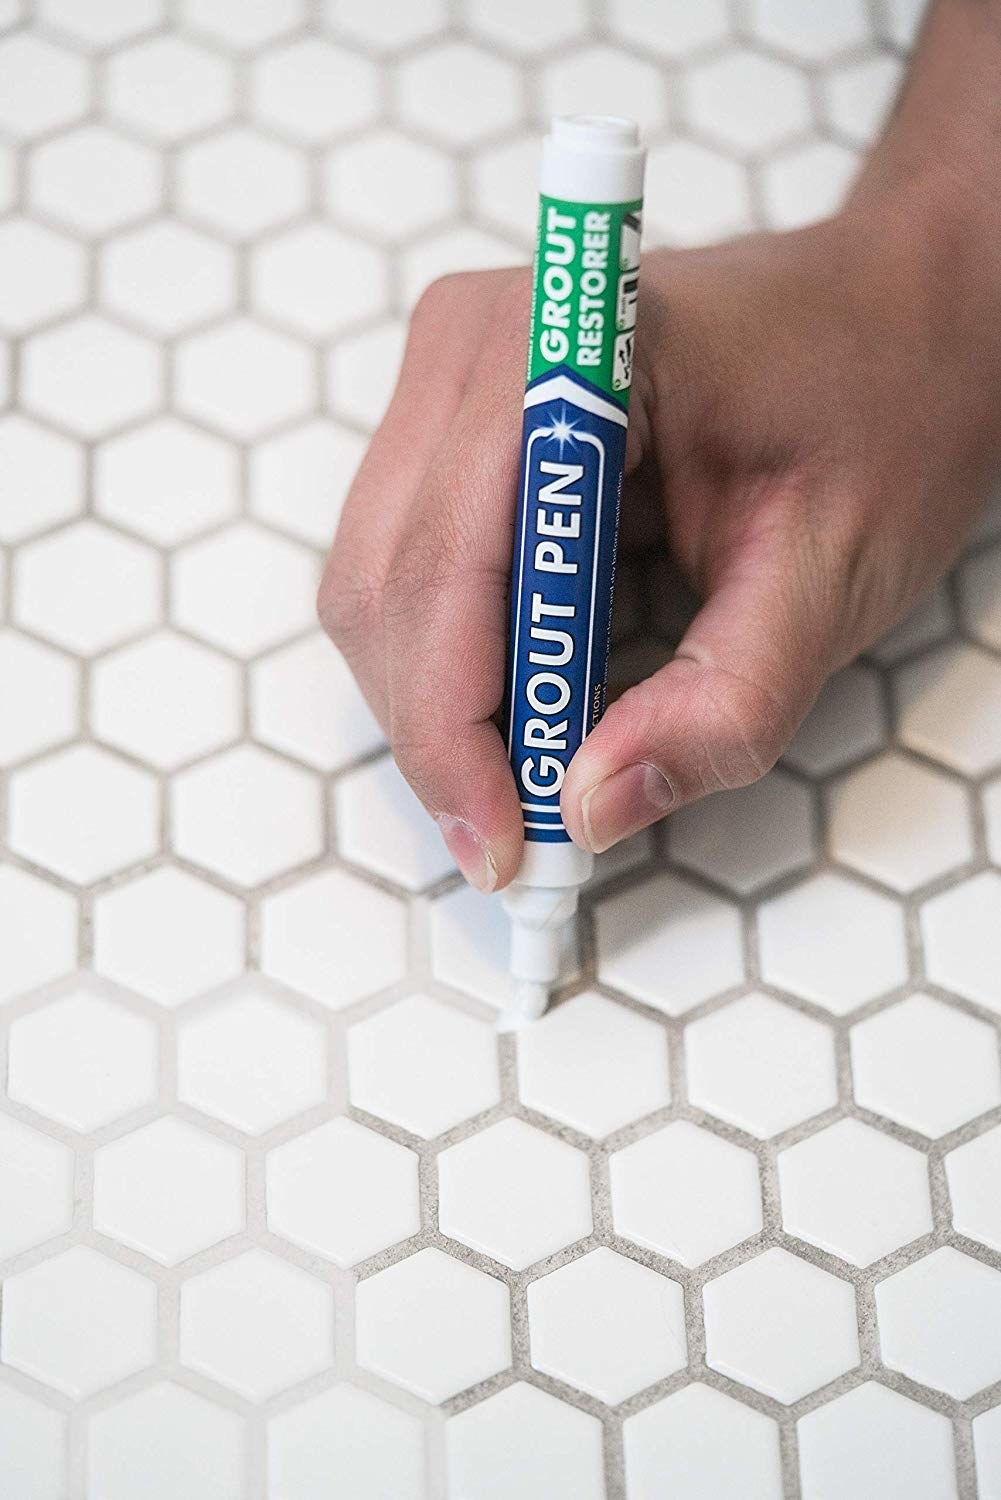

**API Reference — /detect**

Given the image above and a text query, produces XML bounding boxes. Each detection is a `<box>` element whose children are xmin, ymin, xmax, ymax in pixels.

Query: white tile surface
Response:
<box><xmin>778</xmin><ymin>1119</ymin><xmax>932</xmax><ymax>1266</ymax></box>
<box><xmin>850</xmin><ymin>994</ymin><xmax>1001</xmax><ymax>1137</ymax></box>
<box><xmin>2</xmin><ymin>12</ymin><xmax>1000</xmax><ymax>1497</ymax></box>
<box><xmin>686</xmin><ymin>993</ymin><xmax>837</xmax><ymax>1138</ymax></box>
<box><xmin>798</xmin><ymin>1382</ymin><xmax>957</xmax><ymax>1500</ymax></box>
<box><xmin>438</xmin><ymin>1118</ymin><xmax>591</xmax><ymax>1269</ymax></box>
<box><xmin>611</xmin><ymin>1120</ymin><xmax>762</xmax><ymax>1265</ymax></box>
<box><xmin>876</xmin><ymin>1247</ymin><xmax>1001</xmax><ymax>1398</ymax></box>
<box><xmin>356</xmin><ymin>1246</ymin><xmax>510</xmax><ymax>1401</ymax></box>
<box><xmin>267</xmin><ymin>1117</ymin><xmax>419</xmax><ymax>1266</ymax></box>
<box><xmin>624</xmin><ymin>1384</ymin><xmax>782</xmax><ymax>1500</ymax></box>
<box><xmin>528</xmin><ymin>1247</ymin><xmax>686</xmax><ymax>1403</ymax></box>
<box><xmin>704</xmin><ymin>1248</ymin><xmax>860</xmax><ymax>1403</ymax></box>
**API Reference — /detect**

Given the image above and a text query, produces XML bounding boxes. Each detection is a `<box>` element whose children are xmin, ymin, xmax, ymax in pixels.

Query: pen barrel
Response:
<box><xmin>503</xmin><ymin>116</ymin><xmax>645</xmax><ymax>849</ymax></box>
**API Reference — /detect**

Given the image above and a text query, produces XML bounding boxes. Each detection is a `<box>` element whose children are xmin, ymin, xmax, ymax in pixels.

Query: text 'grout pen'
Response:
<box><xmin>501</xmin><ymin>114</ymin><xmax>645</xmax><ymax>1025</ymax></box>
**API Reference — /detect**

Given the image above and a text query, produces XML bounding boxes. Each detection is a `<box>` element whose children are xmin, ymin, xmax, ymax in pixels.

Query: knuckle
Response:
<box><xmin>702</xmin><ymin>667</ymin><xmax>790</xmax><ymax>791</ymax></box>
<box><xmin>317</xmin><ymin>558</ymin><xmax>383</xmax><ymax>653</ymax></box>
<box><xmin>412</xmin><ymin>273</ymin><xmax>475</xmax><ymax>329</ymax></box>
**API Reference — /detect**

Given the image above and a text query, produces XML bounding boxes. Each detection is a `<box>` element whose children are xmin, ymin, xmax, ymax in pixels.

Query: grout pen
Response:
<box><xmin>501</xmin><ymin>115</ymin><xmax>646</xmax><ymax>1026</ymax></box>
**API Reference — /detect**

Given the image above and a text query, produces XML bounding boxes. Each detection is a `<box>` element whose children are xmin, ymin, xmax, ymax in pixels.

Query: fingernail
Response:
<box><xmin>435</xmin><ymin>815</ymin><xmax>498</xmax><ymax>893</ymax></box>
<box><xmin>580</xmin><ymin>763</ymin><xmax>675</xmax><ymax>853</ymax></box>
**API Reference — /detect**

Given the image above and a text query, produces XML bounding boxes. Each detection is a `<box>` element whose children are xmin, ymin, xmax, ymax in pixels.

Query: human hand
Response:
<box><xmin>319</xmin><ymin>177</ymin><xmax>1001</xmax><ymax>892</ymax></box>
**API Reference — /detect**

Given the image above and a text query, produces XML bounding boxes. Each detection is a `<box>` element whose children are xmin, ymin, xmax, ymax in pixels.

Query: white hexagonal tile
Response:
<box><xmin>438</xmin><ymin>1117</ymin><xmax>591</xmax><ymax>1270</ymax></box>
<box><xmin>976</xmin><ymin>1406</ymin><xmax>1001</xmax><ymax>1500</ymax></box>
<box><xmin>851</xmin><ymin>994</ymin><xmax>1001</xmax><ymax>1137</ymax></box>
<box><xmin>106</xmin><ymin>35</ymin><xmax>234</xmax><ymax>141</ymax></box>
<box><xmin>465</xmin><ymin>0</ymin><xmax>586</xmax><ymax>50</ymax></box>
<box><xmin>172</xmin><ymin>746</ymin><xmax>321</xmax><ymax>888</ymax></box>
<box><xmin>177</xmin><ymin>128</ymin><xmax>308</xmax><ymax>239</ymax></box>
<box><xmin>823</xmin><ymin>54</ymin><xmax>906</xmax><ymax>147</ymax></box>
<box><xmin>0</xmin><ymin>34</ymin><xmax>88</xmax><ymax>138</ymax></box>
<box><xmin>609</xmin><ymin>0</ymin><xmax>729</xmax><ymax>56</ymax></box>
<box><xmin>0</xmin><ymin>1113</ymin><xmax>74</xmax><ymax>1259</ymax></box>
<box><xmin>177</xmin><ymin>982</ymin><xmax>326</xmax><ymax>1134</ymax></box>
<box><xmin>268</xmin><ymin>1385</ymin><xmax>425</xmax><ymax>1500</ymax></box>
<box><xmin>946</xmin><ymin>1126</ymin><xmax>1001</xmax><ymax>1251</ymax></box>
<box><xmin>101</xmin><ymin>221</ymin><xmax>235</xmax><ymax>336</ymax></box>
<box><xmin>30</xmin><ymin>127</ymin><xmax>160</xmax><ymax>238</ymax></box>
<box><xmin>895</xmin><ymin>643</ymin><xmax>1001</xmax><ymax>775</ymax></box>
<box><xmin>267</xmin><ymin>1117</ymin><xmax>419</xmax><ymax>1266</ymax></box>
<box><xmin>624</xmin><ymin>1384</ymin><xmax>782</xmax><ymax>1500</ymax></box>
<box><xmin>39</xmin><ymin>0</ymin><xmax>163</xmax><ymax>45</ymax></box>
<box><xmin>175</xmin><ymin>321</ymin><xmax>313</xmax><ymax>440</ymax></box>
<box><xmin>398</xmin><ymin>42</ymin><xmax>520</xmax><ymax>145</ymax></box>
<box><xmin>446</xmin><ymin>1383</ymin><xmax>604</xmax><ymax>1500</ymax></box>
<box><xmin>686</xmin><ymin>993</ymin><xmax>837</xmax><ymax>1138</ymax></box>
<box><xmin>250</xmin><ymin>419</ymin><xmax>364</xmax><ymax>549</ymax></box>
<box><xmin>529</xmin><ymin>1247</ymin><xmax>685</xmax><ymax>1404</ymax></box>
<box><xmin>828</xmin><ymin>753</ymin><xmax>972</xmax><ymax>893</ymax></box>
<box><xmin>644</xmin><ymin>139</ymin><xmax>751</xmax><ymax>248</ymax></box>
<box><xmin>22</xmin><ymin>316</ymin><xmax>161</xmax><ymax>439</ymax></box>
<box><xmin>15</xmin><ymin>520</ymin><xmax>159</xmax><ymax>655</ymax></box>
<box><xmin>93</xmin><ymin>632</ymin><xmax>240</xmax><ymax>771</ymax></box>
<box><xmin>324</xmin><ymin>0</ymin><xmax>447</xmax><ymax>51</ymax></box>
<box><xmin>0</xmin><ymin>1386</ymin><xmax>67</xmax><ymax>1500</ymax></box>
<box><xmin>325</xmin><ymin>318</ymin><xmax>406</xmax><ymax>430</ymax></box>
<box><xmin>0</xmin><ymin>865</ymin><xmax>77</xmax><ymax>1002</ymax></box>
<box><xmin>0</xmin><ymin>414</ymin><xmax>83</xmax><ymax>540</ymax></box>
<box><xmin>611</xmin><ymin>1120</ymin><xmax>762</xmax><ymax>1266</ymax></box>
<box><xmin>348</xmin><ymin>993</ymin><xmax>499</xmax><ymax>1138</ymax></box>
<box><xmin>669</xmin><ymin>768</ymin><xmax>815</xmax><ymax>895</ymax></box>
<box><xmin>430</xmin><ymin>880</ymin><xmax>576</xmax><ymax>1009</ymax></box>
<box><xmin>686</xmin><ymin>50</ymin><xmax>810</xmax><ymax>154</ymax></box>
<box><xmin>260</xmin><ymin>867</ymin><xmax>408</xmax><ymax>1007</ymax></box>
<box><xmin>470</xmin><ymin>133</ymin><xmax>540</xmax><ymax>246</ymax></box>
<box><xmin>784</xmin><ymin>662</ymin><xmax>886</xmax><ymax>775</ymax></box>
<box><xmin>94</xmin><ymin>1117</ymin><xmax>245</xmax><ymax>1266</ymax></box>
<box><xmin>94</xmin><ymin>867</ymin><xmax>244</xmax><ymax>1007</ymax></box>
<box><xmin>517</xmin><ymin>991</ymin><xmax>669</xmax><ymax>1138</ymax></box>
<box><xmin>9</xmin><ymin>745</ymin><xmax>159</xmax><ymax>885</ymax></box>
<box><xmin>8</xmin><ymin>981</ymin><xmax>157</xmax><ymax>1132</ymax></box>
<box><xmin>251</xmin><ymin>632</ymin><xmax>382</xmax><ymax>771</ymax></box>
<box><xmin>798</xmin><ymin>1382</ymin><xmax>956</xmax><ymax>1500</ymax></box>
<box><xmin>251</xmin><ymin>223</ymin><xmax>387</xmax><ymax>338</ymax></box>
<box><xmin>87</xmin><ymin>1384</ymin><xmax>245</xmax><ymax>1500</ymax></box>
<box><xmin>356</xmin><ymin>1247</ymin><xmax>509</xmax><ymax>1402</ymax></box>
<box><xmin>173</xmin><ymin>521</ymin><xmax>316</xmax><ymax>658</ymax></box>
<box><xmin>758</xmin><ymin>872</ymin><xmax>908</xmax><ymax>1014</ymax></box>
<box><xmin>747</xmin><ymin>0</ymin><xmax>869</xmax><ymax>59</ymax></box>
<box><xmin>779</xmin><ymin>1118</ymin><xmax>931</xmax><ymax>1266</ymax></box>
<box><xmin>986</xmin><ymin>778</ymin><xmax>1001</xmax><ymax>865</ymax></box>
<box><xmin>877</xmin><ymin>1247</ymin><xmax>1001</xmax><ymax>1398</ymax></box>
<box><xmin>95</xmin><ymin>417</ymin><xmax>238</xmax><ymax>545</ymax></box>
<box><xmin>541</xmin><ymin>45</ymin><xmax>666</xmax><ymax>135</ymax></box>
<box><xmin>180</xmin><ymin>1249</ymin><xmax>333</xmax><ymax>1402</ymax></box>
<box><xmin>595</xmin><ymin>871</ymin><xmax>744</xmax><ymax>1015</ymax></box>
<box><xmin>252</xmin><ymin>37</ymin><xmax>378</xmax><ymax>141</ymax></box>
<box><xmin>2</xmin><ymin>1246</ymin><xmax>156</xmax><ymax>1397</ymax></box>
<box><xmin>705</xmin><ymin>1248</ymin><xmax>858</xmax><ymax>1402</ymax></box>
<box><xmin>922</xmin><ymin>872</ymin><xmax>1001</xmax><ymax>1012</ymax></box>
<box><xmin>325</xmin><ymin>130</ymin><xmax>458</xmax><ymax>241</ymax></box>
<box><xmin>181</xmin><ymin>0</ymin><xmax>305</xmax><ymax>47</ymax></box>
<box><xmin>336</xmin><ymin>755</ymin><xmax>453</xmax><ymax>892</ymax></box>
<box><xmin>0</xmin><ymin>630</ymin><xmax>78</xmax><ymax>765</ymax></box>
<box><xmin>399</xmin><ymin>225</ymin><xmax>518</xmax><ymax>309</ymax></box>
<box><xmin>762</xmin><ymin>141</ymin><xmax>858</xmax><ymax>230</ymax></box>
<box><xmin>0</xmin><ymin>219</ymin><xmax>86</xmax><ymax>335</ymax></box>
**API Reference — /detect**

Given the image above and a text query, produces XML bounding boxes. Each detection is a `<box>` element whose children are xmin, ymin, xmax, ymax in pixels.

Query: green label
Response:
<box><xmin>527</xmin><ymin>194</ymin><xmax>643</xmax><ymax>404</ymax></box>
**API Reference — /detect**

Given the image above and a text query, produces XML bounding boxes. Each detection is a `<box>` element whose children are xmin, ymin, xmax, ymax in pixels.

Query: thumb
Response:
<box><xmin>560</xmin><ymin>541</ymin><xmax>836</xmax><ymax>853</ymax></box>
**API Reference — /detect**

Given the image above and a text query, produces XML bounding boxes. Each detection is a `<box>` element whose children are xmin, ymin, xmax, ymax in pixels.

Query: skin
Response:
<box><xmin>320</xmin><ymin>0</ymin><xmax>1001</xmax><ymax>893</ymax></box>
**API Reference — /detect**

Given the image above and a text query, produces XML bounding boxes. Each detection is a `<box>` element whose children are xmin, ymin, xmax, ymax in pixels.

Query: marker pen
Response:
<box><xmin>502</xmin><ymin>115</ymin><xmax>645</xmax><ymax>1024</ymax></box>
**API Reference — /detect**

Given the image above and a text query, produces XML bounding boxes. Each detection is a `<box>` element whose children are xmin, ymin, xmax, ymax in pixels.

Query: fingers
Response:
<box><xmin>561</xmin><ymin>527</ymin><xmax>839</xmax><ymax>853</ymax></box>
<box><xmin>380</xmin><ymin>280</ymin><xmax>533</xmax><ymax>892</ymax></box>
<box><xmin>318</xmin><ymin>270</ymin><xmax>519</xmax><ymax>730</ymax></box>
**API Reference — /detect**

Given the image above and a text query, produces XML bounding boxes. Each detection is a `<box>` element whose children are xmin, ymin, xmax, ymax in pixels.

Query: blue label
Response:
<box><xmin>504</xmin><ymin>370</ymin><xmax>628</xmax><ymax>843</ymax></box>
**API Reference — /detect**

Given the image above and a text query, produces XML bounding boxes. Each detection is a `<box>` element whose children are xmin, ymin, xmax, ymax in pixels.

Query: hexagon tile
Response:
<box><xmin>3</xmin><ymin>4</ymin><xmax>1001</xmax><ymax>1499</ymax></box>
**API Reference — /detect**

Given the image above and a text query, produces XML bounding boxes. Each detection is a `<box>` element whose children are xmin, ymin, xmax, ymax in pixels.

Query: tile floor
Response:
<box><xmin>2</xmin><ymin>1</ymin><xmax>1001</xmax><ymax>1497</ymax></box>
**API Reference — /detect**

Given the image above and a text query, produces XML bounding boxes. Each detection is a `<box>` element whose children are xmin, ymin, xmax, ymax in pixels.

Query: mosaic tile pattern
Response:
<box><xmin>3</xmin><ymin>0</ymin><xmax>1001</xmax><ymax>1496</ymax></box>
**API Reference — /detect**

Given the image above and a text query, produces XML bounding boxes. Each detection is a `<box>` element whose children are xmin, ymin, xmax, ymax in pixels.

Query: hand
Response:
<box><xmin>319</xmin><ymin>185</ymin><xmax>1001</xmax><ymax>891</ymax></box>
